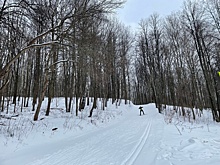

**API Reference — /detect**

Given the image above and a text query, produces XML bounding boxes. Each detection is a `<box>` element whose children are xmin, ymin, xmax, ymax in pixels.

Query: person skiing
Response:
<box><xmin>139</xmin><ymin>106</ymin><xmax>145</xmax><ymax>116</ymax></box>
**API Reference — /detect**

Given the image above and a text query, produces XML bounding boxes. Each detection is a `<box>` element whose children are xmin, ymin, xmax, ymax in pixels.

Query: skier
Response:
<box><xmin>139</xmin><ymin>106</ymin><xmax>145</xmax><ymax>116</ymax></box>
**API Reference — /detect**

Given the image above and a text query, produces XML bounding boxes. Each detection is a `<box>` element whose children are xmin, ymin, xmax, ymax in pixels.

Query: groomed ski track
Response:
<box><xmin>2</xmin><ymin>104</ymin><xmax>165</xmax><ymax>165</ymax></box>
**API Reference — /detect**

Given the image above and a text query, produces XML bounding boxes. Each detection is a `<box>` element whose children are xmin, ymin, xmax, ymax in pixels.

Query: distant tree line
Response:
<box><xmin>134</xmin><ymin>0</ymin><xmax>220</xmax><ymax>122</ymax></box>
<box><xmin>0</xmin><ymin>0</ymin><xmax>131</xmax><ymax>120</ymax></box>
<box><xmin>0</xmin><ymin>0</ymin><xmax>219</xmax><ymax>122</ymax></box>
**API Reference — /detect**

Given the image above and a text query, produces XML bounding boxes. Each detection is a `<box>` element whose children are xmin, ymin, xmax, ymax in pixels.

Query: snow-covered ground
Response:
<box><xmin>0</xmin><ymin>98</ymin><xmax>220</xmax><ymax>165</ymax></box>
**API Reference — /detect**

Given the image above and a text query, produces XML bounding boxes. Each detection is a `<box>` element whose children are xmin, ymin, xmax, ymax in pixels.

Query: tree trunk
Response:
<box><xmin>45</xmin><ymin>95</ymin><xmax>51</xmax><ymax>116</ymax></box>
<box><xmin>88</xmin><ymin>96</ymin><xmax>97</xmax><ymax>117</ymax></box>
<box><xmin>32</xmin><ymin>47</ymin><xmax>41</xmax><ymax>111</ymax></box>
<box><xmin>12</xmin><ymin>59</ymin><xmax>19</xmax><ymax>104</ymax></box>
<box><xmin>34</xmin><ymin>73</ymin><xmax>49</xmax><ymax>121</ymax></box>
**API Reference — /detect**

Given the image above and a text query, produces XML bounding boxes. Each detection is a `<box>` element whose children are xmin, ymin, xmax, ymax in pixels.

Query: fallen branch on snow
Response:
<box><xmin>0</xmin><ymin>122</ymin><xmax>6</xmax><ymax>126</ymax></box>
<box><xmin>174</xmin><ymin>123</ymin><xmax>182</xmax><ymax>135</ymax></box>
<box><xmin>0</xmin><ymin>115</ymin><xmax>16</xmax><ymax>120</ymax></box>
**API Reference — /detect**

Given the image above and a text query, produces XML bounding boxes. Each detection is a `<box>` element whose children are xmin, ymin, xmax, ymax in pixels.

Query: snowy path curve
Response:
<box><xmin>2</xmin><ymin>104</ymin><xmax>163</xmax><ymax>165</ymax></box>
<box><xmin>27</xmin><ymin>113</ymin><xmax>154</xmax><ymax>165</ymax></box>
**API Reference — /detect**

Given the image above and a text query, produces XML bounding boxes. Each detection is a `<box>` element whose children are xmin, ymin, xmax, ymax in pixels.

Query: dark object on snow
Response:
<box><xmin>139</xmin><ymin>106</ymin><xmax>145</xmax><ymax>116</ymax></box>
<box><xmin>11</xmin><ymin>114</ymin><xmax>19</xmax><ymax>118</ymax></box>
<box><xmin>52</xmin><ymin>128</ymin><xmax>58</xmax><ymax>131</ymax></box>
<box><xmin>0</xmin><ymin>122</ymin><xmax>6</xmax><ymax>126</ymax></box>
<box><xmin>0</xmin><ymin>115</ymin><xmax>16</xmax><ymax>120</ymax></box>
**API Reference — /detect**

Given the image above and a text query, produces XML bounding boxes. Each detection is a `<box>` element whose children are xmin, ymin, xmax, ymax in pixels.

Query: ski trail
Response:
<box><xmin>121</xmin><ymin>118</ymin><xmax>152</xmax><ymax>165</ymax></box>
<box><xmin>22</xmin><ymin>112</ymin><xmax>151</xmax><ymax>165</ymax></box>
<box><xmin>2</xmin><ymin>105</ymin><xmax>160</xmax><ymax>165</ymax></box>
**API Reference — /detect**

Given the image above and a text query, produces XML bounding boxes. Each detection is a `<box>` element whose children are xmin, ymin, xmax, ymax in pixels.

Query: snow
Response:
<box><xmin>0</xmin><ymin>98</ymin><xmax>220</xmax><ymax>165</ymax></box>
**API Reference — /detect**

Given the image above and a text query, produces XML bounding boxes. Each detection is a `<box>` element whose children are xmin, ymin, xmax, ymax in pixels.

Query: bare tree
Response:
<box><xmin>182</xmin><ymin>0</ymin><xmax>220</xmax><ymax>121</ymax></box>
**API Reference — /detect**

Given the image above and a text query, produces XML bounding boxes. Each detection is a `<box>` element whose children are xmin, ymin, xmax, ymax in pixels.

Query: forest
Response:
<box><xmin>0</xmin><ymin>0</ymin><xmax>220</xmax><ymax>121</ymax></box>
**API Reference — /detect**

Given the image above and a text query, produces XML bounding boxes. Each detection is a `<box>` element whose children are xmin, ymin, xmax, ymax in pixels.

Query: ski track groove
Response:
<box><xmin>121</xmin><ymin>118</ymin><xmax>152</xmax><ymax>165</ymax></box>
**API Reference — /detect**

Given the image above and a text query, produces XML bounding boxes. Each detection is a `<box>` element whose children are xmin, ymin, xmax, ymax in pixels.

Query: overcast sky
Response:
<box><xmin>116</xmin><ymin>0</ymin><xmax>185</xmax><ymax>29</ymax></box>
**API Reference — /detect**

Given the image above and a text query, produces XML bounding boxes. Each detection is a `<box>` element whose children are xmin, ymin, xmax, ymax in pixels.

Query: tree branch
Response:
<box><xmin>0</xmin><ymin>41</ymin><xmax>58</xmax><ymax>81</ymax></box>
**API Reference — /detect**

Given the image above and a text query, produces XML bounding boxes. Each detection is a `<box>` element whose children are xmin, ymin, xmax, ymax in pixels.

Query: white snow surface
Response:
<box><xmin>1</xmin><ymin>98</ymin><xmax>220</xmax><ymax>165</ymax></box>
